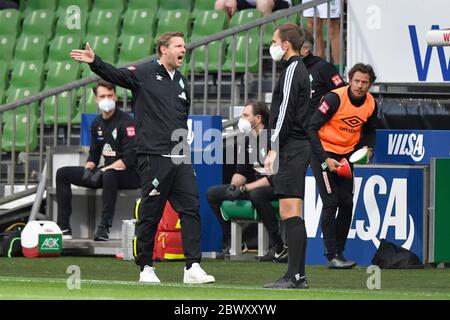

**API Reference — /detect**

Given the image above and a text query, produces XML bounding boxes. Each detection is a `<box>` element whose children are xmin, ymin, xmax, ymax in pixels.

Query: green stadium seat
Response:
<box><xmin>57</xmin><ymin>0</ymin><xmax>91</xmax><ymax>18</ymax></box>
<box><xmin>155</xmin><ymin>10</ymin><xmax>191</xmax><ymax>44</ymax></box>
<box><xmin>92</xmin><ymin>0</ymin><xmax>125</xmax><ymax>13</ymax></box>
<box><xmin>43</xmin><ymin>62</ymin><xmax>81</xmax><ymax>125</ymax></box>
<box><xmin>127</xmin><ymin>0</ymin><xmax>158</xmax><ymax>11</ymax></box>
<box><xmin>1</xmin><ymin>114</ymin><xmax>38</xmax><ymax>152</ymax></box>
<box><xmin>190</xmin><ymin>10</ymin><xmax>228</xmax><ymax>42</ymax></box>
<box><xmin>54</xmin><ymin>8</ymin><xmax>89</xmax><ymax>37</ymax></box>
<box><xmin>222</xmin><ymin>35</ymin><xmax>260</xmax><ymax>73</ymax></box>
<box><xmin>220</xmin><ymin>200</ymin><xmax>280</xmax><ymax>221</ymax></box>
<box><xmin>120</xmin><ymin>9</ymin><xmax>157</xmax><ymax>39</ymax></box>
<box><xmin>263</xmin><ymin>13</ymin><xmax>300</xmax><ymax>46</ymax></box>
<box><xmin>0</xmin><ymin>35</ymin><xmax>16</xmax><ymax>66</ymax></box>
<box><xmin>73</xmin><ymin>89</ymin><xmax>97</xmax><ymax>124</ymax></box>
<box><xmin>9</xmin><ymin>61</ymin><xmax>44</xmax><ymax>91</ymax></box>
<box><xmin>226</xmin><ymin>9</ymin><xmax>262</xmax><ymax>45</ymax></box>
<box><xmin>117</xmin><ymin>35</ymin><xmax>154</xmax><ymax>67</ymax></box>
<box><xmin>14</xmin><ymin>35</ymin><xmax>48</xmax><ymax>62</ymax></box>
<box><xmin>23</xmin><ymin>0</ymin><xmax>58</xmax><ymax>16</ymax></box>
<box><xmin>43</xmin><ymin>90</ymin><xmax>78</xmax><ymax>125</ymax></box>
<box><xmin>45</xmin><ymin>61</ymin><xmax>81</xmax><ymax>87</ymax></box>
<box><xmin>84</xmin><ymin>35</ymin><xmax>118</xmax><ymax>63</ymax></box>
<box><xmin>192</xmin><ymin>41</ymin><xmax>226</xmax><ymax>73</ymax></box>
<box><xmin>4</xmin><ymin>87</ymin><xmax>39</xmax><ymax>119</ymax></box>
<box><xmin>21</xmin><ymin>10</ymin><xmax>56</xmax><ymax>40</ymax></box>
<box><xmin>192</xmin><ymin>0</ymin><xmax>216</xmax><ymax>19</ymax></box>
<box><xmin>48</xmin><ymin>35</ymin><xmax>82</xmax><ymax>63</ymax></box>
<box><xmin>0</xmin><ymin>9</ymin><xmax>21</xmax><ymax>37</ymax></box>
<box><xmin>158</xmin><ymin>0</ymin><xmax>192</xmax><ymax>15</ymax></box>
<box><xmin>86</xmin><ymin>9</ymin><xmax>121</xmax><ymax>38</ymax></box>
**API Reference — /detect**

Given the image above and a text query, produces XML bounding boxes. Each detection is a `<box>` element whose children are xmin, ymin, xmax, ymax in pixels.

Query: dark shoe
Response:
<box><xmin>216</xmin><ymin>245</ymin><xmax>230</xmax><ymax>259</ymax></box>
<box><xmin>93</xmin><ymin>225</ymin><xmax>109</xmax><ymax>241</ymax></box>
<box><xmin>216</xmin><ymin>242</ymin><xmax>248</xmax><ymax>259</ymax></box>
<box><xmin>263</xmin><ymin>275</ymin><xmax>309</xmax><ymax>289</ymax></box>
<box><xmin>337</xmin><ymin>253</ymin><xmax>357</xmax><ymax>267</ymax></box>
<box><xmin>61</xmin><ymin>228</ymin><xmax>72</xmax><ymax>240</ymax></box>
<box><xmin>258</xmin><ymin>246</ymin><xmax>277</xmax><ymax>261</ymax></box>
<box><xmin>327</xmin><ymin>254</ymin><xmax>356</xmax><ymax>269</ymax></box>
<box><xmin>274</xmin><ymin>245</ymin><xmax>288</xmax><ymax>262</ymax></box>
<box><xmin>259</xmin><ymin>245</ymin><xmax>287</xmax><ymax>262</ymax></box>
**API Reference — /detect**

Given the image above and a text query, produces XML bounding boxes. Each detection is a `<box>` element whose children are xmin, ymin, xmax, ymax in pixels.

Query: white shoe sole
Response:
<box><xmin>183</xmin><ymin>276</ymin><xmax>215</xmax><ymax>284</ymax></box>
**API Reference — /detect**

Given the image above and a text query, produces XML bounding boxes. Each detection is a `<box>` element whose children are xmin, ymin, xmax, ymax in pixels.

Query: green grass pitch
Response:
<box><xmin>0</xmin><ymin>256</ymin><xmax>449</xmax><ymax>300</ymax></box>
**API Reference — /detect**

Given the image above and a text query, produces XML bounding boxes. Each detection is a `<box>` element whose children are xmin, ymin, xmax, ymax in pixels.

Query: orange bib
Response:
<box><xmin>319</xmin><ymin>86</ymin><xmax>375</xmax><ymax>155</ymax></box>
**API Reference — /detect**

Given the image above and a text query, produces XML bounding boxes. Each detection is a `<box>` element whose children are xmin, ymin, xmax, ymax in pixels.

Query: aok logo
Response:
<box><xmin>304</xmin><ymin>175</ymin><xmax>415</xmax><ymax>250</ymax></box>
<box><xmin>387</xmin><ymin>133</ymin><xmax>425</xmax><ymax>162</ymax></box>
<box><xmin>39</xmin><ymin>236</ymin><xmax>62</xmax><ymax>252</ymax></box>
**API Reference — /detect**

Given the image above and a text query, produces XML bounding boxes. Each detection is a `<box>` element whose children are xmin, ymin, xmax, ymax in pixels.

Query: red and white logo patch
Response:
<box><xmin>331</xmin><ymin>74</ymin><xmax>343</xmax><ymax>87</ymax></box>
<box><xmin>127</xmin><ymin>65</ymin><xmax>137</xmax><ymax>71</ymax></box>
<box><xmin>126</xmin><ymin>126</ymin><xmax>136</xmax><ymax>137</ymax></box>
<box><xmin>318</xmin><ymin>101</ymin><xmax>330</xmax><ymax>114</ymax></box>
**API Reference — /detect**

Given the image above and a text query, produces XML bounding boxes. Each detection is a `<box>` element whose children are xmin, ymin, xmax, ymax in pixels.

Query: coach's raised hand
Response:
<box><xmin>70</xmin><ymin>42</ymin><xmax>95</xmax><ymax>64</ymax></box>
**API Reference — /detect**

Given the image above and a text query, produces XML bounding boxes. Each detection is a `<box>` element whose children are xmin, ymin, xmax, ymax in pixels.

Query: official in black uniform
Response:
<box><xmin>56</xmin><ymin>81</ymin><xmax>140</xmax><ymax>241</ymax></box>
<box><xmin>70</xmin><ymin>32</ymin><xmax>215</xmax><ymax>284</ymax></box>
<box><xmin>206</xmin><ymin>100</ymin><xmax>287</xmax><ymax>262</ymax></box>
<box><xmin>308</xmin><ymin>63</ymin><xmax>378</xmax><ymax>269</ymax></box>
<box><xmin>300</xmin><ymin>31</ymin><xmax>346</xmax><ymax>118</ymax></box>
<box><xmin>262</xmin><ymin>24</ymin><xmax>311</xmax><ymax>289</ymax></box>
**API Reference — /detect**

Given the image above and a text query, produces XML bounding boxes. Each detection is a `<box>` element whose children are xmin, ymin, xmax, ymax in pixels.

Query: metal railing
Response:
<box><xmin>0</xmin><ymin>0</ymin><xmax>339</xmax><ymax>202</ymax></box>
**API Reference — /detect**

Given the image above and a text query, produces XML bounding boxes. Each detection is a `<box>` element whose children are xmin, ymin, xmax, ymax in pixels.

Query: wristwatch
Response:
<box><xmin>240</xmin><ymin>185</ymin><xmax>248</xmax><ymax>194</ymax></box>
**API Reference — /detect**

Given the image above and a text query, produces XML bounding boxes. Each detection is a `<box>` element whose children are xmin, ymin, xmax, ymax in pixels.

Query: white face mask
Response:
<box><xmin>238</xmin><ymin>118</ymin><xmax>253</xmax><ymax>134</ymax></box>
<box><xmin>98</xmin><ymin>99</ymin><xmax>115</xmax><ymax>112</ymax></box>
<box><xmin>269</xmin><ymin>43</ymin><xmax>286</xmax><ymax>62</ymax></box>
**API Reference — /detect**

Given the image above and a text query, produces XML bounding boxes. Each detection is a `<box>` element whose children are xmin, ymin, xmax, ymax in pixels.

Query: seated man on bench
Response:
<box><xmin>56</xmin><ymin>80</ymin><xmax>140</xmax><ymax>241</ymax></box>
<box><xmin>207</xmin><ymin>100</ymin><xmax>287</xmax><ymax>261</ymax></box>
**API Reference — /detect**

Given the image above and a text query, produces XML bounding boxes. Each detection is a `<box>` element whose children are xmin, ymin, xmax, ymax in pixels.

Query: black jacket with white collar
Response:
<box><xmin>90</xmin><ymin>56</ymin><xmax>190</xmax><ymax>155</ymax></box>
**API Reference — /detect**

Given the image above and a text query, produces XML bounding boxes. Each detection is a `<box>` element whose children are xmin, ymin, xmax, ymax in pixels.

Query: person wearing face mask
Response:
<box><xmin>308</xmin><ymin>63</ymin><xmax>378</xmax><ymax>269</ymax></box>
<box><xmin>55</xmin><ymin>80</ymin><xmax>140</xmax><ymax>241</ymax></box>
<box><xmin>260</xmin><ymin>24</ymin><xmax>311</xmax><ymax>289</ymax></box>
<box><xmin>206</xmin><ymin>100</ymin><xmax>287</xmax><ymax>262</ymax></box>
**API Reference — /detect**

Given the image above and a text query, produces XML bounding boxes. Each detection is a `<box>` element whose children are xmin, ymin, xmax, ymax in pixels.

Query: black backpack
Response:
<box><xmin>0</xmin><ymin>223</ymin><xmax>25</xmax><ymax>258</ymax></box>
<box><xmin>372</xmin><ymin>239</ymin><xmax>423</xmax><ymax>269</ymax></box>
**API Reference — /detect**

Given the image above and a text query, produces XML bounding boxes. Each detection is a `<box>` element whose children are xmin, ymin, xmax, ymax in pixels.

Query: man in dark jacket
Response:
<box><xmin>70</xmin><ymin>32</ymin><xmax>215</xmax><ymax>284</ymax></box>
<box><xmin>262</xmin><ymin>24</ymin><xmax>311</xmax><ymax>289</ymax></box>
<box><xmin>56</xmin><ymin>81</ymin><xmax>140</xmax><ymax>241</ymax></box>
<box><xmin>300</xmin><ymin>31</ymin><xmax>346</xmax><ymax>118</ymax></box>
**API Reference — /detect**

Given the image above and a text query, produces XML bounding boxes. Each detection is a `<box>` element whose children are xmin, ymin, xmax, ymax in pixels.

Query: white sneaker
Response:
<box><xmin>183</xmin><ymin>263</ymin><xmax>215</xmax><ymax>284</ymax></box>
<box><xmin>139</xmin><ymin>265</ymin><xmax>161</xmax><ymax>283</ymax></box>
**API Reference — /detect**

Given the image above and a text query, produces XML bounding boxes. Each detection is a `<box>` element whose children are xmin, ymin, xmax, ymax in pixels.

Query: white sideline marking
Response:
<box><xmin>0</xmin><ymin>276</ymin><xmax>449</xmax><ymax>298</ymax></box>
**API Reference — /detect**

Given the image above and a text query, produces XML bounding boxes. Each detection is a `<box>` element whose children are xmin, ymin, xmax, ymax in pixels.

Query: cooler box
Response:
<box><xmin>21</xmin><ymin>221</ymin><xmax>63</xmax><ymax>257</ymax></box>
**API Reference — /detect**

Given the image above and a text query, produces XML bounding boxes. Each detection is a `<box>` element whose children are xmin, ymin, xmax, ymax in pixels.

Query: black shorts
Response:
<box><xmin>272</xmin><ymin>140</ymin><xmax>311</xmax><ymax>199</ymax></box>
<box><xmin>237</xmin><ymin>0</ymin><xmax>291</xmax><ymax>12</ymax></box>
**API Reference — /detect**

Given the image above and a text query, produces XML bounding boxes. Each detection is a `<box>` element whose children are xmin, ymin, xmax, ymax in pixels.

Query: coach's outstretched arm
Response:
<box><xmin>70</xmin><ymin>42</ymin><xmax>141</xmax><ymax>91</ymax></box>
